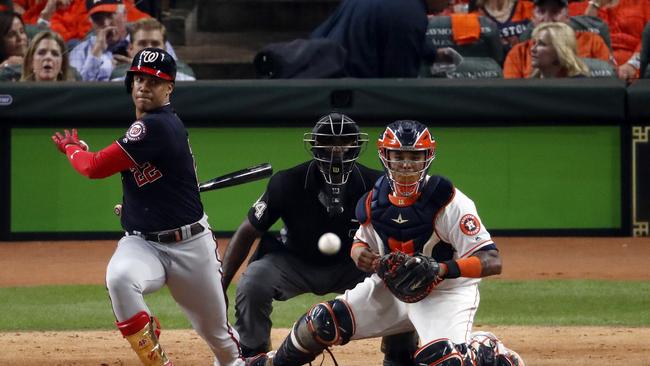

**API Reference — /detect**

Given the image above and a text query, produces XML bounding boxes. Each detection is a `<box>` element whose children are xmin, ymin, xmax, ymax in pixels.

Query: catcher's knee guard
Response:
<box><xmin>116</xmin><ymin>311</ymin><xmax>172</xmax><ymax>366</ymax></box>
<box><xmin>272</xmin><ymin>299</ymin><xmax>354</xmax><ymax>366</ymax></box>
<box><xmin>414</xmin><ymin>339</ymin><xmax>473</xmax><ymax>366</ymax></box>
<box><xmin>381</xmin><ymin>331</ymin><xmax>418</xmax><ymax>366</ymax></box>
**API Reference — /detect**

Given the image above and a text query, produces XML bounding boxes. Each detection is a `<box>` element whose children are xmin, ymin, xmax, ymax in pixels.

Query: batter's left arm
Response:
<box><xmin>52</xmin><ymin>129</ymin><xmax>135</xmax><ymax>179</ymax></box>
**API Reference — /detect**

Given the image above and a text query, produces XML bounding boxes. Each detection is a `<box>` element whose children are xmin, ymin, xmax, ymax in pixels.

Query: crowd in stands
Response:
<box><xmin>0</xmin><ymin>0</ymin><xmax>194</xmax><ymax>82</ymax></box>
<box><xmin>1</xmin><ymin>0</ymin><xmax>649</xmax><ymax>81</ymax></box>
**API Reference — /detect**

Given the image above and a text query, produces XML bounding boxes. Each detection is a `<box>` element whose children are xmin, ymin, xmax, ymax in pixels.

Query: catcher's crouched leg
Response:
<box><xmin>413</xmin><ymin>339</ymin><xmax>474</xmax><ymax>366</ymax></box>
<box><xmin>272</xmin><ymin>299</ymin><xmax>354</xmax><ymax>366</ymax></box>
<box><xmin>116</xmin><ymin>311</ymin><xmax>172</xmax><ymax>366</ymax></box>
<box><xmin>381</xmin><ymin>331</ymin><xmax>419</xmax><ymax>366</ymax></box>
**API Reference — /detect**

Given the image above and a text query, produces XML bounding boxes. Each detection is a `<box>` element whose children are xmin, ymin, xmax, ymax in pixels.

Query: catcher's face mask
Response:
<box><xmin>378</xmin><ymin>120</ymin><xmax>436</xmax><ymax>197</ymax></box>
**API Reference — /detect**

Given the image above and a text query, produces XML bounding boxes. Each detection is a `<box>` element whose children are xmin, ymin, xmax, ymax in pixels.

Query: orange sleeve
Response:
<box><xmin>50</xmin><ymin>0</ymin><xmax>92</xmax><ymax>42</ymax></box>
<box><xmin>503</xmin><ymin>42</ymin><xmax>529</xmax><ymax>78</ymax></box>
<box><xmin>19</xmin><ymin>0</ymin><xmax>45</xmax><ymax>24</ymax></box>
<box><xmin>124</xmin><ymin>0</ymin><xmax>152</xmax><ymax>21</ymax></box>
<box><xmin>577</xmin><ymin>33</ymin><xmax>613</xmax><ymax>64</ymax></box>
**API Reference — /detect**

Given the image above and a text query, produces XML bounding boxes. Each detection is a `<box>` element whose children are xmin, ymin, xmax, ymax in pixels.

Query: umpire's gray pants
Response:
<box><xmin>234</xmin><ymin>252</ymin><xmax>367</xmax><ymax>353</ymax></box>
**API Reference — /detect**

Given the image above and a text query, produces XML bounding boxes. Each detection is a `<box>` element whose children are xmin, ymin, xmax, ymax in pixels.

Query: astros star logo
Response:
<box><xmin>392</xmin><ymin>214</ymin><xmax>409</xmax><ymax>224</ymax></box>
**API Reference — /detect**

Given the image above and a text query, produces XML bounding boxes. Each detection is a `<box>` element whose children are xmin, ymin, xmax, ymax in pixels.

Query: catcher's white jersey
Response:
<box><xmin>340</xmin><ymin>184</ymin><xmax>494</xmax><ymax>343</ymax></box>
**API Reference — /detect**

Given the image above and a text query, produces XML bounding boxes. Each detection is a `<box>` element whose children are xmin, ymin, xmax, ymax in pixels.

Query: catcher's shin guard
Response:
<box><xmin>272</xmin><ymin>300</ymin><xmax>354</xmax><ymax>366</ymax></box>
<box><xmin>381</xmin><ymin>331</ymin><xmax>418</xmax><ymax>366</ymax></box>
<box><xmin>468</xmin><ymin>331</ymin><xmax>525</xmax><ymax>366</ymax></box>
<box><xmin>116</xmin><ymin>311</ymin><xmax>172</xmax><ymax>366</ymax></box>
<box><xmin>413</xmin><ymin>339</ymin><xmax>474</xmax><ymax>366</ymax></box>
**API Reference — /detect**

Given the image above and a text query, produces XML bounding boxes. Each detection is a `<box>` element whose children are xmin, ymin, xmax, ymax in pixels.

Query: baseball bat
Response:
<box><xmin>114</xmin><ymin>164</ymin><xmax>273</xmax><ymax>216</ymax></box>
<box><xmin>199</xmin><ymin>163</ymin><xmax>273</xmax><ymax>193</ymax></box>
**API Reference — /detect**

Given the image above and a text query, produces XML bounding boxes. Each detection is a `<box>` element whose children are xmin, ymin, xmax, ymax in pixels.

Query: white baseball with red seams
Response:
<box><xmin>318</xmin><ymin>232</ymin><xmax>341</xmax><ymax>255</ymax></box>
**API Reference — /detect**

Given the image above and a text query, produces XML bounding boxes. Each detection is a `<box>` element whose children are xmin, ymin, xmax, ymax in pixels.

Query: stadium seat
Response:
<box><xmin>422</xmin><ymin>57</ymin><xmax>503</xmax><ymax>78</ymax></box>
<box><xmin>425</xmin><ymin>14</ymin><xmax>504</xmax><ymax>65</ymax></box>
<box><xmin>582</xmin><ymin>57</ymin><xmax>616</xmax><ymax>78</ymax></box>
<box><xmin>519</xmin><ymin>16</ymin><xmax>612</xmax><ymax>51</ymax></box>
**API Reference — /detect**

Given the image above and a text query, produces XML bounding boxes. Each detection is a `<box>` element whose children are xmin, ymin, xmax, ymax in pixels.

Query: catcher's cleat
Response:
<box><xmin>469</xmin><ymin>331</ymin><xmax>525</xmax><ymax>366</ymax></box>
<box><xmin>496</xmin><ymin>347</ymin><xmax>525</xmax><ymax>366</ymax></box>
<box><xmin>245</xmin><ymin>352</ymin><xmax>274</xmax><ymax>366</ymax></box>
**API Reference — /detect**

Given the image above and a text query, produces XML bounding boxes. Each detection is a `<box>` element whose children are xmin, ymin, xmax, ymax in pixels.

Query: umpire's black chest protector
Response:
<box><xmin>356</xmin><ymin>175</ymin><xmax>454</xmax><ymax>256</ymax></box>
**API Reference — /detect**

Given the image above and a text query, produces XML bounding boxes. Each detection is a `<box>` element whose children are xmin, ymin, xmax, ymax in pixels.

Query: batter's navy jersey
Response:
<box><xmin>116</xmin><ymin>104</ymin><xmax>203</xmax><ymax>232</ymax></box>
<box><xmin>247</xmin><ymin>161</ymin><xmax>382</xmax><ymax>266</ymax></box>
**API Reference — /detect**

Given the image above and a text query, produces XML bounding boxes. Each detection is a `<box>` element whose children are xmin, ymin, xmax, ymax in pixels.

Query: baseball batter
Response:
<box><xmin>260</xmin><ymin>120</ymin><xmax>525</xmax><ymax>366</ymax></box>
<box><xmin>221</xmin><ymin>113</ymin><xmax>419</xmax><ymax>365</ymax></box>
<box><xmin>51</xmin><ymin>48</ymin><xmax>266</xmax><ymax>366</ymax></box>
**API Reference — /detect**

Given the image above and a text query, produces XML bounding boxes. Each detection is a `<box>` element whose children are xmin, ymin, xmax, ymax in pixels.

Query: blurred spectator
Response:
<box><xmin>570</xmin><ymin>0</ymin><xmax>650</xmax><ymax>81</ymax></box>
<box><xmin>110</xmin><ymin>17</ymin><xmax>194</xmax><ymax>81</ymax></box>
<box><xmin>69</xmin><ymin>0</ymin><xmax>128</xmax><ymax>81</ymax></box>
<box><xmin>503</xmin><ymin>0</ymin><xmax>611</xmax><ymax>77</ymax></box>
<box><xmin>13</xmin><ymin>0</ymin><xmax>149</xmax><ymax>44</ymax></box>
<box><xmin>475</xmin><ymin>0</ymin><xmax>534</xmax><ymax>52</ymax></box>
<box><xmin>21</xmin><ymin>29</ymin><xmax>75</xmax><ymax>80</ymax></box>
<box><xmin>0</xmin><ymin>0</ymin><xmax>14</xmax><ymax>12</ymax></box>
<box><xmin>133</xmin><ymin>0</ymin><xmax>160</xmax><ymax>19</ymax></box>
<box><xmin>529</xmin><ymin>22</ymin><xmax>589</xmax><ymax>77</ymax></box>
<box><xmin>0</xmin><ymin>11</ymin><xmax>27</xmax><ymax>81</ymax></box>
<box><xmin>69</xmin><ymin>0</ymin><xmax>174</xmax><ymax>81</ymax></box>
<box><xmin>310</xmin><ymin>0</ymin><xmax>451</xmax><ymax>77</ymax></box>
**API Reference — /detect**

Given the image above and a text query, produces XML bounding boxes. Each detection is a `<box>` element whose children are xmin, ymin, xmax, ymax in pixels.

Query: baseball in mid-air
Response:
<box><xmin>318</xmin><ymin>232</ymin><xmax>341</xmax><ymax>255</ymax></box>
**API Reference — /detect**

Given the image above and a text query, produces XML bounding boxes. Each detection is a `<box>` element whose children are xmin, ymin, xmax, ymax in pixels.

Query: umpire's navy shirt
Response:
<box><xmin>248</xmin><ymin>161</ymin><xmax>382</xmax><ymax>266</ymax></box>
<box><xmin>117</xmin><ymin>104</ymin><xmax>203</xmax><ymax>233</ymax></box>
<box><xmin>311</xmin><ymin>0</ymin><xmax>429</xmax><ymax>78</ymax></box>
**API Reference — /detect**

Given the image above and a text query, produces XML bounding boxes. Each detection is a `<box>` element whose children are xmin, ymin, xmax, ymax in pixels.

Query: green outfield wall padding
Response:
<box><xmin>10</xmin><ymin>126</ymin><xmax>620</xmax><ymax>232</ymax></box>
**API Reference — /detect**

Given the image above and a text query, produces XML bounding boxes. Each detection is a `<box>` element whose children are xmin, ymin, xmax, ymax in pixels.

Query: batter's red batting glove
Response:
<box><xmin>52</xmin><ymin>128</ymin><xmax>85</xmax><ymax>153</ymax></box>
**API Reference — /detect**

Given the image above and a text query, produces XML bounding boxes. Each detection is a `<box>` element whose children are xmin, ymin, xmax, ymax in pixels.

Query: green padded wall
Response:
<box><xmin>10</xmin><ymin>125</ymin><xmax>620</xmax><ymax>233</ymax></box>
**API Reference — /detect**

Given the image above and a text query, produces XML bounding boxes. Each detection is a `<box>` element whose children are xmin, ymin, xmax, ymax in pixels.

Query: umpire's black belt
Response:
<box><xmin>133</xmin><ymin>222</ymin><xmax>205</xmax><ymax>243</ymax></box>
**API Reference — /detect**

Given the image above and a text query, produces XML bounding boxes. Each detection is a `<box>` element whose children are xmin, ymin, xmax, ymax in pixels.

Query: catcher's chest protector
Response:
<box><xmin>360</xmin><ymin>175</ymin><xmax>454</xmax><ymax>255</ymax></box>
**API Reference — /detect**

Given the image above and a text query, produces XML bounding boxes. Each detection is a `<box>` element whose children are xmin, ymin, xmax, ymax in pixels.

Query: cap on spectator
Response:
<box><xmin>0</xmin><ymin>0</ymin><xmax>14</xmax><ymax>12</ymax></box>
<box><xmin>533</xmin><ymin>0</ymin><xmax>568</xmax><ymax>6</ymax></box>
<box><xmin>86</xmin><ymin>0</ymin><xmax>123</xmax><ymax>15</ymax></box>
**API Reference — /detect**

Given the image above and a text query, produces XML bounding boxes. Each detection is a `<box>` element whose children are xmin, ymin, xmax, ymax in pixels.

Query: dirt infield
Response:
<box><xmin>1</xmin><ymin>237</ymin><xmax>649</xmax><ymax>365</ymax></box>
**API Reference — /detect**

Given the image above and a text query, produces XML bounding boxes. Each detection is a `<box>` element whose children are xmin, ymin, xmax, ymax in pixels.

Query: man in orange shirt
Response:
<box><xmin>13</xmin><ymin>0</ymin><xmax>149</xmax><ymax>43</ymax></box>
<box><xmin>503</xmin><ymin>0</ymin><xmax>613</xmax><ymax>78</ymax></box>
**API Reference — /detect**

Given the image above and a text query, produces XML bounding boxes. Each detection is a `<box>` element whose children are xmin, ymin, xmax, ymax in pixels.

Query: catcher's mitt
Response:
<box><xmin>375</xmin><ymin>251</ymin><xmax>442</xmax><ymax>303</ymax></box>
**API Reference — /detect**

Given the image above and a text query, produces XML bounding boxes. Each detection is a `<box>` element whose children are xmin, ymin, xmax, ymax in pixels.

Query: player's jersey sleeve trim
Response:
<box><xmin>459</xmin><ymin>239</ymin><xmax>494</xmax><ymax>258</ymax></box>
<box><xmin>115</xmin><ymin>139</ymin><xmax>142</xmax><ymax>167</ymax></box>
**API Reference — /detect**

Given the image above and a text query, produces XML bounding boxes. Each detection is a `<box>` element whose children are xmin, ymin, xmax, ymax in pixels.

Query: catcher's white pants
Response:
<box><xmin>337</xmin><ymin>274</ymin><xmax>481</xmax><ymax>344</ymax></box>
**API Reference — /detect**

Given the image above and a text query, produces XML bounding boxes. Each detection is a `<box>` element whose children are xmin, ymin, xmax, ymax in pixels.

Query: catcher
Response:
<box><xmin>258</xmin><ymin>120</ymin><xmax>525</xmax><ymax>366</ymax></box>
